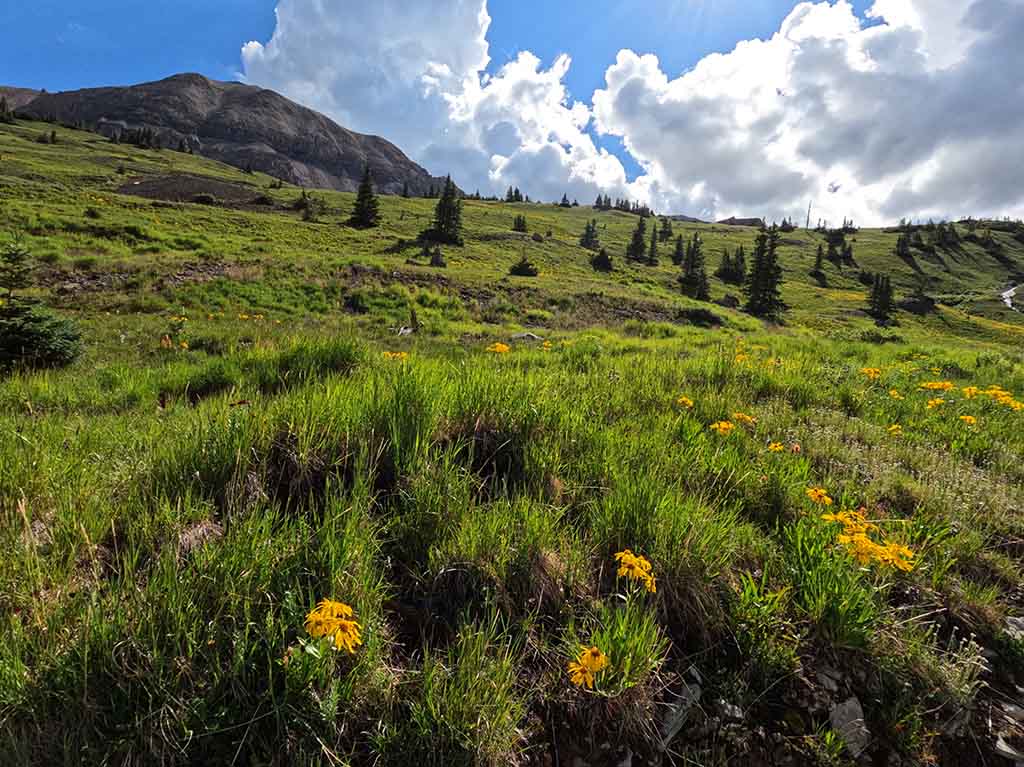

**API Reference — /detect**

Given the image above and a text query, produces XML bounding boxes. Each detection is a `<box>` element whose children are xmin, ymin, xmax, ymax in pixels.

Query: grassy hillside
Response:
<box><xmin>2</xmin><ymin>120</ymin><xmax>1024</xmax><ymax>766</ymax></box>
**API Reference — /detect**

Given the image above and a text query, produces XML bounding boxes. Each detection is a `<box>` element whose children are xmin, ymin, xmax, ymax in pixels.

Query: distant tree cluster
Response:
<box><xmin>714</xmin><ymin>245</ymin><xmax>747</xmax><ymax>285</ymax></box>
<box><xmin>658</xmin><ymin>217</ymin><xmax>674</xmax><ymax>243</ymax></box>
<box><xmin>593</xmin><ymin>195</ymin><xmax>654</xmax><ymax>218</ymax></box>
<box><xmin>505</xmin><ymin>186</ymin><xmax>526</xmax><ymax>203</ymax></box>
<box><xmin>110</xmin><ymin>126</ymin><xmax>162</xmax><ymax>149</ymax></box>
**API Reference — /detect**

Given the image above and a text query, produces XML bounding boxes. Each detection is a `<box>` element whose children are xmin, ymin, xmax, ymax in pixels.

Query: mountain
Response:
<box><xmin>0</xmin><ymin>86</ymin><xmax>41</xmax><ymax>110</ymax></box>
<box><xmin>718</xmin><ymin>216</ymin><xmax>766</xmax><ymax>227</ymax></box>
<box><xmin>12</xmin><ymin>73</ymin><xmax>447</xmax><ymax>195</ymax></box>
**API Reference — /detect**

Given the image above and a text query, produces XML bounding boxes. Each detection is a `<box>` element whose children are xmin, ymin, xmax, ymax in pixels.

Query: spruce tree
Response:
<box><xmin>744</xmin><ymin>226</ymin><xmax>784</xmax><ymax>318</ymax></box>
<box><xmin>715</xmin><ymin>247</ymin><xmax>733</xmax><ymax>279</ymax></box>
<box><xmin>427</xmin><ymin>175</ymin><xmax>463</xmax><ymax>245</ymax></box>
<box><xmin>814</xmin><ymin>244</ymin><xmax>824</xmax><ymax>273</ymax></box>
<box><xmin>673</xmin><ymin>235</ymin><xmax>686</xmax><ymax>266</ymax></box>
<box><xmin>733</xmin><ymin>245</ymin><xmax>747</xmax><ymax>284</ymax></box>
<box><xmin>680</xmin><ymin>234</ymin><xmax>710</xmax><ymax>300</ymax></box>
<box><xmin>659</xmin><ymin>216</ymin><xmax>674</xmax><ymax>243</ymax></box>
<box><xmin>512</xmin><ymin>214</ymin><xmax>528</xmax><ymax>233</ymax></box>
<box><xmin>350</xmin><ymin>164</ymin><xmax>380</xmax><ymax>228</ymax></box>
<box><xmin>590</xmin><ymin>247</ymin><xmax>613</xmax><ymax>272</ymax></box>
<box><xmin>627</xmin><ymin>216</ymin><xmax>647</xmax><ymax>261</ymax></box>
<box><xmin>647</xmin><ymin>226</ymin><xmax>659</xmax><ymax>266</ymax></box>
<box><xmin>579</xmin><ymin>220</ymin><xmax>599</xmax><ymax>250</ymax></box>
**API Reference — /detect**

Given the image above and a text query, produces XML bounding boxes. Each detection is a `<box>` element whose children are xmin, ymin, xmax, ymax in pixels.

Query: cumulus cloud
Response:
<box><xmin>242</xmin><ymin>0</ymin><xmax>1024</xmax><ymax>223</ymax></box>
<box><xmin>593</xmin><ymin>0</ymin><xmax>1024</xmax><ymax>223</ymax></box>
<box><xmin>242</xmin><ymin>0</ymin><xmax>627</xmax><ymax>202</ymax></box>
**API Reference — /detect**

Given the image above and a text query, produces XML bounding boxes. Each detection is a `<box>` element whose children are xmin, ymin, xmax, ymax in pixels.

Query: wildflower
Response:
<box><xmin>710</xmin><ymin>421</ymin><xmax>736</xmax><ymax>436</ymax></box>
<box><xmin>486</xmin><ymin>342</ymin><xmax>511</xmax><ymax>354</ymax></box>
<box><xmin>926</xmin><ymin>398</ymin><xmax>945</xmax><ymax>410</ymax></box>
<box><xmin>962</xmin><ymin>386</ymin><xmax>979</xmax><ymax>399</ymax></box>
<box><xmin>542</xmin><ymin>340</ymin><xmax>553</xmax><ymax>351</ymax></box>
<box><xmin>876</xmin><ymin>542</ymin><xmax>915</xmax><ymax>572</ymax></box>
<box><xmin>614</xmin><ymin>549</ymin><xmax>657</xmax><ymax>593</ymax></box>
<box><xmin>888</xmin><ymin>424</ymin><xmax>903</xmax><ymax>436</ymax></box>
<box><xmin>382</xmin><ymin>351</ymin><xmax>409</xmax><ymax>361</ymax></box>
<box><xmin>822</xmin><ymin>507</ymin><xmax>878</xmax><ymax>535</ymax></box>
<box><xmin>768</xmin><ymin>442</ymin><xmax>785</xmax><ymax>453</ymax></box>
<box><xmin>806</xmin><ymin>487</ymin><xmax>833</xmax><ymax>506</ymax></box>
<box><xmin>677</xmin><ymin>395</ymin><xmax>695</xmax><ymax>409</ymax></box>
<box><xmin>860</xmin><ymin>367</ymin><xmax>882</xmax><ymax>381</ymax></box>
<box><xmin>790</xmin><ymin>443</ymin><xmax>802</xmax><ymax>454</ymax></box>
<box><xmin>959</xmin><ymin>415</ymin><xmax>977</xmax><ymax>426</ymax></box>
<box><xmin>304</xmin><ymin>599</ymin><xmax>363</xmax><ymax>654</ymax></box>
<box><xmin>179</xmin><ymin>341</ymin><xmax>189</xmax><ymax>350</ymax></box>
<box><xmin>239</xmin><ymin>313</ymin><xmax>250</xmax><ymax>320</ymax></box>
<box><xmin>889</xmin><ymin>389</ymin><xmax>904</xmax><ymax>400</ymax></box>
<box><xmin>568</xmin><ymin>646</ymin><xmax>609</xmax><ymax>689</ymax></box>
<box><xmin>735</xmin><ymin>353</ymin><xmax>750</xmax><ymax>363</ymax></box>
<box><xmin>732</xmin><ymin>412</ymin><xmax>757</xmax><ymax>427</ymax></box>
<box><xmin>920</xmin><ymin>381</ymin><xmax>955</xmax><ymax>392</ymax></box>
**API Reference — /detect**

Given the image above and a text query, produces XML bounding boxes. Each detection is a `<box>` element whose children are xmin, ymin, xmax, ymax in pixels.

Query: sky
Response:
<box><xmin>3</xmin><ymin>0</ymin><xmax>1023</xmax><ymax>225</ymax></box>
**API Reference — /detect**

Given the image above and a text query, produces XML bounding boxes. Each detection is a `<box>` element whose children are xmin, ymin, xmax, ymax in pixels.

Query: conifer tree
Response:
<box><xmin>673</xmin><ymin>235</ymin><xmax>686</xmax><ymax>266</ymax></box>
<box><xmin>427</xmin><ymin>175</ymin><xmax>463</xmax><ymax>245</ymax></box>
<box><xmin>659</xmin><ymin>216</ymin><xmax>674</xmax><ymax>243</ymax></box>
<box><xmin>401</xmin><ymin>182</ymin><xmax>410</xmax><ymax>198</ymax></box>
<box><xmin>744</xmin><ymin>226</ymin><xmax>784</xmax><ymax>318</ymax></box>
<box><xmin>647</xmin><ymin>225</ymin><xmax>659</xmax><ymax>266</ymax></box>
<box><xmin>350</xmin><ymin>164</ymin><xmax>380</xmax><ymax>228</ymax></box>
<box><xmin>627</xmin><ymin>216</ymin><xmax>648</xmax><ymax>261</ymax></box>
<box><xmin>733</xmin><ymin>245</ymin><xmax>747</xmax><ymax>284</ymax></box>
<box><xmin>715</xmin><ymin>247</ymin><xmax>733</xmax><ymax>279</ymax></box>
<box><xmin>579</xmin><ymin>219</ymin><xmax>599</xmax><ymax>250</ymax></box>
<box><xmin>0</xmin><ymin>96</ymin><xmax>13</xmax><ymax>124</ymax></box>
<box><xmin>814</xmin><ymin>244</ymin><xmax>824</xmax><ymax>273</ymax></box>
<box><xmin>590</xmin><ymin>247</ymin><xmax>613</xmax><ymax>272</ymax></box>
<box><xmin>680</xmin><ymin>234</ymin><xmax>710</xmax><ymax>300</ymax></box>
<box><xmin>512</xmin><ymin>214</ymin><xmax>528</xmax><ymax>233</ymax></box>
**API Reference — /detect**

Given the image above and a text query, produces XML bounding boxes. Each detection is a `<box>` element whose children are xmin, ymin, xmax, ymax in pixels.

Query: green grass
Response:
<box><xmin>2</xmin><ymin>118</ymin><xmax>1024</xmax><ymax>765</ymax></box>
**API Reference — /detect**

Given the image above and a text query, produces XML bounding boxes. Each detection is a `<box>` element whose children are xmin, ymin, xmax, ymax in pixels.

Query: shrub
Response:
<box><xmin>509</xmin><ymin>255</ymin><xmax>539</xmax><ymax>277</ymax></box>
<box><xmin>590</xmin><ymin>248</ymin><xmax>613</xmax><ymax>272</ymax></box>
<box><xmin>0</xmin><ymin>239</ymin><xmax>82</xmax><ymax>371</ymax></box>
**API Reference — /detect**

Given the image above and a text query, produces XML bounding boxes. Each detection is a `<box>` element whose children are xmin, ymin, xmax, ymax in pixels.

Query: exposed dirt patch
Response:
<box><xmin>117</xmin><ymin>173</ymin><xmax>277</xmax><ymax>210</ymax></box>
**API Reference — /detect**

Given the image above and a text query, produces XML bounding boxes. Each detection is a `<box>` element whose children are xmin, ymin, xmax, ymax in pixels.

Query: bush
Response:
<box><xmin>590</xmin><ymin>248</ymin><xmax>613</xmax><ymax>272</ymax></box>
<box><xmin>509</xmin><ymin>255</ymin><xmax>539</xmax><ymax>277</ymax></box>
<box><xmin>0</xmin><ymin>305</ymin><xmax>82</xmax><ymax>371</ymax></box>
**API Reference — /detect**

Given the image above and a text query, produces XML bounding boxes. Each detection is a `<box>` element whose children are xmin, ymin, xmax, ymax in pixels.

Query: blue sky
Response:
<box><xmin>1</xmin><ymin>0</ymin><xmax>874</xmax><ymax>184</ymax></box>
<box><xmin>3</xmin><ymin>0</ymin><xmax>871</xmax><ymax>96</ymax></box>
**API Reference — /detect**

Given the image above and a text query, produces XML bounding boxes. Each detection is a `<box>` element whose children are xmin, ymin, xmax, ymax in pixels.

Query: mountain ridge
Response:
<box><xmin>11</xmin><ymin>73</ymin><xmax>448</xmax><ymax>195</ymax></box>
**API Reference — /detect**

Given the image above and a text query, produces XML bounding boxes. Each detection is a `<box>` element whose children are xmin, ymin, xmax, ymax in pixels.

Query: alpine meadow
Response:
<box><xmin>2</xmin><ymin>3</ymin><xmax>1024</xmax><ymax>765</ymax></box>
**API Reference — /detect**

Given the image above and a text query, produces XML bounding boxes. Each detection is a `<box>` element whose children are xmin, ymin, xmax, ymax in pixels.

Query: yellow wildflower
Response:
<box><xmin>732</xmin><ymin>412</ymin><xmax>757</xmax><ymax>427</ymax></box>
<box><xmin>959</xmin><ymin>415</ymin><xmax>977</xmax><ymax>426</ymax></box>
<box><xmin>304</xmin><ymin>599</ymin><xmax>363</xmax><ymax>654</ymax></box>
<box><xmin>962</xmin><ymin>386</ymin><xmax>979</xmax><ymax>399</ymax></box>
<box><xmin>179</xmin><ymin>341</ymin><xmax>189</xmax><ymax>350</ymax></box>
<box><xmin>710</xmin><ymin>421</ymin><xmax>736</xmax><ymax>436</ymax></box>
<box><xmin>889</xmin><ymin>389</ymin><xmax>904</xmax><ymax>400</ymax></box>
<box><xmin>382</xmin><ymin>351</ymin><xmax>409</xmax><ymax>361</ymax></box>
<box><xmin>926</xmin><ymin>398</ymin><xmax>945</xmax><ymax>410</ymax></box>
<box><xmin>677</xmin><ymin>395</ymin><xmax>695</xmax><ymax>409</ymax></box>
<box><xmin>860</xmin><ymin>367</ymin><xmax>882</xmax><ymax>381</ymax></box>
<box><xmin>735</xmin><ymin>353</ymin><xmax>749</xmax><ymax>363</ymax></box>
<box><xmin>486</xmin><ymin>342</ymin><xmax>511</xmax><ymax>354</ymax></box>
<box><xmin>876</xmin><ymin>542</ymin><xmax>915</xmax><ymax>572</ymax></box>
<box><xmin>888</xmin><ymin>424</ymin><xmax>903</xmax><ymax>436</ymax></box>
<box><xmin>806</xmin><ymin>487</ymin><xmax>834</xmax><ymax>506</ymax></box>
<box><xmin>542</xmin><ymin>340</ymin><xmax>553</xmax><ymax>351</ymax></box>
<box><xmin>614</xmin><ymin>549</ymin><xmax>657</xmax><ymax>593</ymax></box>
<box><xmin>568</xmin><ymin>646</ymin><xmax>609</xmax><ymax>689</ymax></box>
<box><xmin>768</xmin><ymin>442</ymin><xmax>785</xmax><ymax>453</ymax></box>
<box><xmin>920</xmin><ymin>381</ymin><xmax>955</xmax><ymax>392</ymax></box>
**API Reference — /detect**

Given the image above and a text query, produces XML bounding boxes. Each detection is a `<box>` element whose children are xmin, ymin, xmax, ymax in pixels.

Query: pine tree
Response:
<box><xmin>579</xmin><ymin>219</ymin><xmax>599</xmax><ymax>250</ymax></box>
<box><xmin>427</xmin><ymin>175</ymin><xmax>463</xmax><ymax>245</ymax></box>
<box><xmin>659</xmin><ymin>217</ymin><xmax>674</xmax><ymax>243</ymax></box>
<box><xmin>733</xmin><ymin>245</ymin><xmax>747</xmax><ymax>284</ymax></box>
<box><xmin>680</xmin><ymin>234</ymin><xmax>710</xmax><ymax>300</ymax></box>
<box><xmin>512</xmin><ymin>214</ymin><xmax>528</xmax><ymax>233</ymax></box>
<box><xmin>813</xmin><ymin>244</ymin><xmax>824</xmax><ymax>273</ymax></box>
<box><xmin>673</xmin><ymin>235</ymin><xmax>686</xmax><ymax>266</ymax></box>
<box><xmin>514</xmin><ymin>187</ymin><xmax>523</xmax><ymax>203</ymax></box>
<box><xmin>350</xmin><ymin>165</ymin><xmax>380</xmax><ymax>228</ymax></box>
<box><xmin>744</xmin><ymin>226</ymin><xmax>784</xmax><ymax>318</ymax></box>
<box><xmin>560</xmin><ymin>194</ymin><xmax>571</xmax><ymax>208</ymax></box>
<box><xmin>647</xmin><ymin>226</ymin><xmax>659</xmax><ymax>266</ymax></box>
<box><xmin>627</xmin><ymin>216</ymin><xmax>647</xmax><ymax>261</ymax></box>
<box><xmin>715</xmin><ymin>247</ymin><xmax>733</xmax><ymax>280</ymax></box>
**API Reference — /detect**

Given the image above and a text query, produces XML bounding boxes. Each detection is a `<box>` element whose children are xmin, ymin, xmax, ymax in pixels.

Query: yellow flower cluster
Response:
<box><xmin>920</xmin><ymin>381</ymin><xmax>955</xmax><ymax>392</ymax></box>
<box><xmin>710</xmin><ymin>421</ymin><xmax>735</xmax><ymax>436</ymax></box>
<box><xmin>542</xmin><ymin>340</ymin><xmax>553</xmax><ymax>351</ymax></box>
<box><xmin>822</xmin><ymin>508</ymin><xmax>915</xmax><ymax>572</ymax></box>
<box><xmin>926</xmin><ymin>398</ymin><xmax>945</xmax><ymax>410</ymax></box>
<box><xmin>806</xmin><ymin>487</ymin><xmax>833</xmax><ymax>506</ymax></box>
<box><xmin>981</xmin><ymin>385</ymin><xmax>1024</xmax><ymax>411</ymax></box>
<box><xmin>238</xmin><ymin>313</ymin><xmax>266</xmax><ymax>321</ymax></box>
<box><xmin>486</xmin><ymin>342</ymin><xmax>511</xmax><ymax>354</ymax></box>
<box><xmin>305</xmin><ymin>599</ymin><xmax>363</xmax><ymax>654</ymax></box>
<box><xmin>732</xmin><ymin>412</ymin><xmax>757</xmax><ymax>427</ymax></box>
<box><xmin>614</xmin><ymin>549</ymin><xmax>657</xmax><ymax>593</ymax></box>
<box><xmin>768</xmin><ymin>442</ymin><xmax>785</xmax><ymax>453</ymax></box>
<box><xmin>170</xmin><ymin>315</ymin><xmax>189</xmax><ymax>323</ymax></box>
<box><xmin>860</xmin><ymin>367</ymin><xmax>882</xmax><ymax>381</ymax></box>
<box><xmin>889</xmin><ymin>389</ymin><xmax>904</xmax><ymax>400</ymax></box>
<box><xmin>382</xmin><ymin>351</ymin><xmax>409</xmax><ymax>361</ymax></box>
<box><xmin>959</xmin><ymin>415</ymin><xmax>977</xmax><ymax>426</ymax></box>
<box><xmin>888</xmin><ymin>424</ymin><xmax>903</xmax><ymax>436</ymax></box>
<box><xmin>677</xmin><ymin>395</ymin><xmax>695</xmax><ymax>409</ymax></box>
<box><xmin>568</xmin><ymin>646</ymin><xmax>609</xmax><ymax>689</ymax></box>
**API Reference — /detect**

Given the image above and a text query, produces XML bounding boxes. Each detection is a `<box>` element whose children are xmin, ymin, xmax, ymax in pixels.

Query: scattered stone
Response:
<box><xmin>718</xmin><ymin>699</ymin><xmax>744</xmax><ymax>723</ymax></box>
<box><xmin>178</xmin><ymin>519</ymin><xmax>224</xmax><ymax>560</ymax></box>
<box><xmin>830</xmin><ymin>697</ymin><xmax>870</xmax><ymax>757</ymax></box>
<box><xmin>1007</xmin><ymin>616</ymin><xmax>1024</xmax><ymax>642</ymax></box>
<box><xmin>661</xmin><ymin>681</ymin><xmax>702</xmax><ymax>749</ymax></box>
<box><xmin>511</xmin><ymin>332</ymin><xmax>544</xmax><ymax>341</ymax></box>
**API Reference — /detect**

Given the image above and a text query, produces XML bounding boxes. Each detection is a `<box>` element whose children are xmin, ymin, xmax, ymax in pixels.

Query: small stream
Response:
<box><xmin>1002</xmin><ymin>285</ymin><xmax>1019</xmax><ymax>310</ymax></box>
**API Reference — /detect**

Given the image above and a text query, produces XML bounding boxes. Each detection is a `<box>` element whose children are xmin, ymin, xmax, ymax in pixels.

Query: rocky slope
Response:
<box><xmin>13</xmin><ymin>73</ymin><xmax>446</xmax><ymax>194</ymax></box>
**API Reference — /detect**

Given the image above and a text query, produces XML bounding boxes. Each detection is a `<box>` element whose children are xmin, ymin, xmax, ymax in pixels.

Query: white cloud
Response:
<box><xmin>242</xmin><ymin>0</ymin><xmax>1024</xmax><ymax>224</ymax></box>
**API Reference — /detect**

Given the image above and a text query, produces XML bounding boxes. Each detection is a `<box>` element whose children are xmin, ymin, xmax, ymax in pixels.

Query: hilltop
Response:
<box><xmin>2</xmin><ymin>118</ymin><xmax>1024</xmax><ymax>767</ymax></box>
<box><xmin>10</xmin><ymin>73</ymin><xmax>449</xmax><ymax>194</ymax></box>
